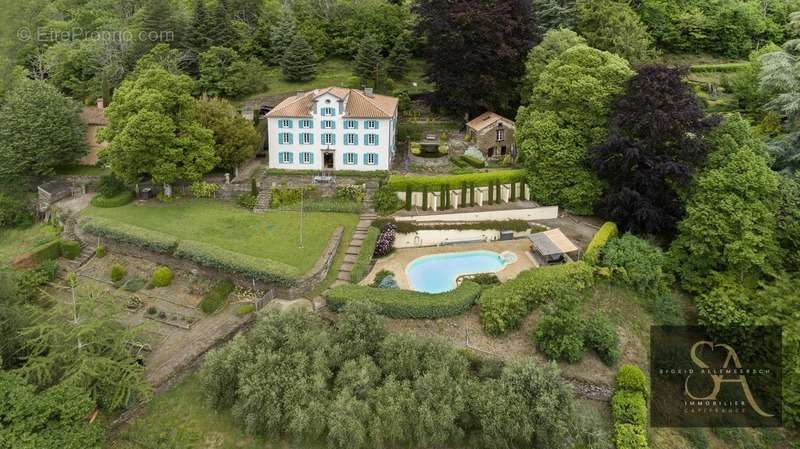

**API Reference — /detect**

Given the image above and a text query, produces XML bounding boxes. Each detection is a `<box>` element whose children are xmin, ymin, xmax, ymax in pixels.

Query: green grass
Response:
<box><xmin>240</xmin><ymin>58</ymin><xmax>433</xmax><ymax>102</ymax></box>
<box><xmin>54</xmin><ymin>164</ymin><xmax>111</xmax><ymax>176</ymax></box>
<box><xmin>109</xmin><ymin>372</ymin><xmax>311</xmax><ymax>449</ymax></box>
<box><xmin>82</xmin><ymin>199</ymin><xmax>359</xmax><ymax>273</ymax></box>
<box><xmin>0</xmin><ymin>224</ymin><xmax>60</xmax><ymax>266</ymax></box>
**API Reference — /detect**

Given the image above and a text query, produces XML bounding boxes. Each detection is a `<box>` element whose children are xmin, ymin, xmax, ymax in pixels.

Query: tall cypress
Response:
<box><xmin>405</xmin><ymin>185</ymin><xmax>412</xmax><ymax>210</ymax></box>
<box><xmin>460</xmin><ymin>182</ymin><xmax>467</xmax><ymax>208</ymax></box>
<box><xmin>422</xmin><ymin>185</ymin><xmax>428</xmax><ymax>210</ymax></box>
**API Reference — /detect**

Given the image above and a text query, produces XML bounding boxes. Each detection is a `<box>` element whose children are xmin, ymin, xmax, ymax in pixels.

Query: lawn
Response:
<box><xmin>108</xmin><ymin>372</ymin><xmax>313</xmax><ymax>449</ymax></box>
<box><xmin>0</xmin><ymin>224</ymin><xmax>60</xmax><ymax>267</ymax></box>
<box><xmin>240</xmin><ymin>58</ymin><xmax>433</xmax><ymax>102</ymax></box>
<box><xmin>82</xmin><ymin>199</ymin><xmax>359</xmax><ymax>273</ymax></box>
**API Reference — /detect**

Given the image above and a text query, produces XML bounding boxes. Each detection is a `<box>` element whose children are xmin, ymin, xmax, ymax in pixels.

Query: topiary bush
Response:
<box><xmin>386</xmin><ymin>169</ymin><xmax>526</xmax><ymax>192</ymax></box>
<box><xmin>584</xmin><ymin>221</ymin><xmax>618</xmax><ymax>264</ymax></box>
<box><xmin>616</xmin><ymin>364</ymin><xmax>649</xmax><ymax>399</ymax></box>
<box><xmin>532</xmin><ymin>295</ymin><xmax>586</xmax><ymax>363</ymax></box>
<box><xmin>326</xmin><ymin>281</ymin><xmax>482</xmax><ymax>319</ymax></box>
<box><xmin>111</xmin><ymin>263</ymin><xmax>126</xmax><ymax>282</ymax></box>
<box><xmin>584</xmin><ymin>314</ymin><xmax>620</xmax><ymax>366</ymax></box>
<box><xmin>60</xmin><ymin>240</ymin><xmax>81</xmax><ymax>259</ymax></box>
<box><xmin>612</xmin><ymin>391</ymin><xmax>648</xmax><ymax>427</ymax></box>
<box><xmin>479</xmin><ymin>261</ymin><xmax>595</xmax><ymax>336</ymax></box>
<box><xmin>150</xmin><ymin>266</ymin><xmax>173</xmax><ymax>288</ymax></box>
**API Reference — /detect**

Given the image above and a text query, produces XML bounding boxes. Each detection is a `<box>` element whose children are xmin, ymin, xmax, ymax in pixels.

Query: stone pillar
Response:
<box><xmin>429</xmin><ymin>192</ymin><xmax>439</xmax><ymax>211</ymax></box>
<box><xmin>476</xmin><ymin>187</ymin><xmax>487</xmax><ymax>206</ymax></box>
<box><xmin>450</xmin><ymin>190</ymin><xmax>460</xmax><ymax>210</ymax></box>
<box><xmin>501</xmin><ymin>184</ymin><xmax>510</xmax><ymax>203</ymax></box>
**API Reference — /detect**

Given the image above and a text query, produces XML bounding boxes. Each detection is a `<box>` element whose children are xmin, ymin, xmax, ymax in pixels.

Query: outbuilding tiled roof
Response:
<box><xmin>466</xmin><ymin>111</ymin><xmax>515</xmax><ymax>132</ymax></box>
<box><xmin>528</xmin><ymin>229</ymin><xmax>579</xmax><ymax>256</ymax></box>
<box><xmin>265</xmin><ymin>87</ymin><xmax>398</xmax><ymax>118</ymax></box>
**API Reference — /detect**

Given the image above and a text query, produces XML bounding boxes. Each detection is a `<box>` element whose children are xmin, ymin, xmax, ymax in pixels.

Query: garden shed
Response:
<box><xmin>528</xmin><ymin>229</ymin><xmax>578</xmax><ymax>265</ymax></box>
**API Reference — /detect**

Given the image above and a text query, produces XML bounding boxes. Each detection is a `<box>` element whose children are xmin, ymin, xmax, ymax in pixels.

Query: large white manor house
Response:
<box><xmin>265</xmin><ymin>87</ymin><xmax>399</xmax><ymax>171</ymax></box>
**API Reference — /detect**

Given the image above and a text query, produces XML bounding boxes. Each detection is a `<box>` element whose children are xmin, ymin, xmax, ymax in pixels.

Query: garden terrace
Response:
<box><xmin>386</xmin><ymin>169</ymin><xmax>527</xmax><ymax>191</ymax></box>
<box><xmin>81</xmin><ymin>199</ymin><xmax>359</xmax><ymax>274</ymax></box>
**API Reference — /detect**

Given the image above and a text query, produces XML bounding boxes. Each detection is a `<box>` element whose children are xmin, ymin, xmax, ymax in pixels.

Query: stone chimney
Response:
<box><xmin>296</xmin><ymin>91</ymin><xmax>304</xmax><ymax>98</ymax></box>
<box><xmin>364</xmin><ymin>87</ymin><xmax>374</xmax><ymax>98</ymax></box>
<box><xmin>97</xmin><ymin>98</ymin><xmax>104</xmax><ymax>109</ymax></box>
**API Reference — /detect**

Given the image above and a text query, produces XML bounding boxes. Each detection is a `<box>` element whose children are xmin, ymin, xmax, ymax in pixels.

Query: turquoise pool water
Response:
<box><xmin>405</xmin><ymin>250</ymin><xmax>513</xmax><ymax>294</ymax></box>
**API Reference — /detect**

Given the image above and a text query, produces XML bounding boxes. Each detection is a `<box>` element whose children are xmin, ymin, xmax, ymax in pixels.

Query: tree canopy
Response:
<box><xmin>195</xmin><ymin>97</ymin><xmax>260</xmax><ymax>170</ymax></box>
<box><xmin>591</xmin><ymin>65</ymin><xmax>720</xmax><ymax>235</ymax></box>
<box><xmin>520</xmin><ymin>28</ymin><xmax>586</xmax><ymax>102</ymax></box>
<box><xmin>576</xmin><ymin>0</ymin><xmax>657</xmax><ymax>64</ymax></box>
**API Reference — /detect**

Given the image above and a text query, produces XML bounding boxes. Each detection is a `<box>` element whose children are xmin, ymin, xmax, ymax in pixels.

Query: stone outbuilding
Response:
<box><xmin>466</xmin><ymin>111</ymin><xmax>516</xmax><ymax>160</ymax></box>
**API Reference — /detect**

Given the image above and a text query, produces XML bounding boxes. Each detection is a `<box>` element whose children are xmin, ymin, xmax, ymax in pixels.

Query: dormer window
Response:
<box><xmin>321</xmin><ymin>107</ymin><xmax>336</xmax><ymax>116</ymax></box>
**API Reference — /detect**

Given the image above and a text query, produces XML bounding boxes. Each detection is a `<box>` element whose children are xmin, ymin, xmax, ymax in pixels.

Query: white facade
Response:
<box><xmin>266</xmin><ymin>90</ymin><xmax>398</xmax><ymax>171</ymax></box>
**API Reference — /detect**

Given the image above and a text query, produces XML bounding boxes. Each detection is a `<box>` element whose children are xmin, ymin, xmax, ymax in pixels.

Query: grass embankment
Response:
<box><xmin>82</xmin><ymin>199</ymin><xmax>358</xmax><ymax>273</ymax></box>
<box><xmin>0</xmin><ymin>224</ymin><xmax>60</xmax><ymax>267</ymax></box>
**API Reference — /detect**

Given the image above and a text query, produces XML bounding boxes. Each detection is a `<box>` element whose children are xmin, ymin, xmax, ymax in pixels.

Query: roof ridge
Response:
<box><xmin>350</xmin><ymin>89</ymin><xmax>392</xmax><ymax>116</ymax></box>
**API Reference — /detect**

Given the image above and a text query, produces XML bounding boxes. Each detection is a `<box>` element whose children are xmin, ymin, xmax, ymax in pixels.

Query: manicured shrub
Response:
<box><xmin>147</xmin><ymin>306</ymin><xmax>157</xmax><ymax>315</ymax></box>
<box><xmin>373</xmin><ymin>224</ymin><xmax>396</xmax><ymax>258</ymax></box>
<box><xmin>80</xmin><ymin>217</ymin><xmax>178</xmax><ymax>253</ymax></box>
<box><xmin>296</xmin><ymin>198</ymin><xmax>363</xmax><ymax>214</ymax></box>
<box><xmin>96</xmin><ymin>174</ymin><xmax>126</xmax><ymax>197</ymax></box>
<box><xmin>237</xmin><ymin>193</ymin><xmax>257</xmax><ymax>209</ymax></box>
<box><xmin>533</xmin><ymin>295</ymin><xmax>585</xmax><ymax>363</ymax></box>
<box><xmin>111</xmin><ymin>264</ymin><xmax>126</xmax><ymax>282</ymax></box>
<box><xmin>90</xmin><ymin>191</ymin><xmax>134</xmax><ymax>208</ymax></box>
<box><xmin>175</xmin><ymin>240</ymin><xmax>300</xmax><ymax>286</ymax></box>
<box><xmin>200</xmin><ymin>279</ymin><xmax>235</xmax><ymax>314</ymax></box>
<box><xmin>584</xmin><ymin>314</ymin><xmax>620</xmax><ymax>366</ymax></box>
<box><xmin>612</xmin><ymin>391</ymin><xmax>648</xmax><ymax>427</ymax></box>
<box><xmin>614</xmin><ymin>423</ymin><xmax>648</xmax><ymax>449</ymax></box>
<box><xmin>404</xmin><ymin>185</ymin><xmax>412</xmax><ymax>210</ymax></box>
<box><xmin>372</xmin><ymin>218</ymin><xmax>537</xmax><ymax>234</ymax></box>
<box><xmin>386</xmin><ymin>169</ymin><xmax>526</xmax><ymax>192</ymax></box>
<box><xmin>326</xmin><ymin>281</ymin><xmax>482</xmax><ymax>319</ymax></box>
<box><xmin>584</xmin><ymin>221</ymin><xmax>618</xmax><ymax>264</ymax></box>
<box><xmin>616</xmin><ymin>364</ymin><xmax>649</xmax><ymax>399</ymax></box>
<box><xmin>350</xmin><ymin>227</ymin><xmax>379</xmax><ymax>283</ymax></box>
<box><xmin>150</xmin><ymin>266</ymin><xmax>173</xmax><ymax>287</ymax></box>
<box><xmin>373</xmin><ymin>185</ymin><xmax>403</xmax><ymax>216</ymax></box>
<box><xmin>600</xmin><ymin>233</ymin><xmax>670</xmax><ymax>296</ymax></box>
<box><xmin>479</xmin><ymin>261</ymin><xmax>595</xmax><ymax>336</ymax></box>
<box><xmin>421</xmin><ymin>185</ymin><xmax>428</xmax><ymax>210</ymax></box>
<box><xmin>60</xmin><ymin>240</ymin><xmax>81</xmax><ymax>259</ymax></box>
<box><xmin>95</xmin><ymin>244</ymin><xmax>106</xmax><ymax>257</ymax></box>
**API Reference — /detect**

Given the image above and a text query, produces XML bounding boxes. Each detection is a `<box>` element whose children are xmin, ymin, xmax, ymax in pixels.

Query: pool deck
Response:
<box><xmin>363</xmin><ymin>239</ymin><xmax>536</xmax><ymax>290</ymax></box>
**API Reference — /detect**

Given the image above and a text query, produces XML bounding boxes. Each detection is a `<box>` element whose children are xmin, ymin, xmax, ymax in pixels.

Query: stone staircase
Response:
<box><xmin>253</xmin><ymin>189</ymin><xmax>271</xmax><ymax>214</ymax></box>
<box><xmin>333</xmin><ymin>212</ymin><xmax>378</xmax><ymax>286</ymax></box>
<box><xmin>363</xmin><ymin>181</ymin><xmax>379</xmax><ymax>213</ymax></box>
<box><xmin>61</xmin><ymin>217</ymin><xmax>95</xmax><ymax>271</ymax></box>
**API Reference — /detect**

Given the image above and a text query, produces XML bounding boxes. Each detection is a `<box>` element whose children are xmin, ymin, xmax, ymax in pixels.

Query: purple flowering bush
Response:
<box><xmin>373</xmin><ymin>224</ymin><xmax>396</xmax><ymax>258</ymax></box>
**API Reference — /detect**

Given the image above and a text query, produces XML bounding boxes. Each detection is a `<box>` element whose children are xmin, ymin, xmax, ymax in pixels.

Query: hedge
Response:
<box><xmin>584</xmin><ymin>221</ymin><xmax>618</xmax><ymax>264</ymax></box>
<box><xmin>349</xmin><ymin>227</ymin><xmax>379</xmax><ymax>283</ymax></box>
<box><xmin>326</xmin><ymin>281</ymin><xmax>482</xmax><ymax>319</ymax></box>
<box><xmin>689</xmin><ymin>63</ymin><xmax>748</xmax><ymax>73</ymax></box>
<box><xmin>200</xmin><ymin>279</ymin><xmax>235</xmax><ymax>314</ymax></box>
<box><xmin>614</xmin><ymin>424</ymin><xmax>648</xmax><ymax>449</ymax></box>
<box><xmin>460</xmin><ymin>155</ymin><xmax>485</xmax><ymax>168</ymax></box>
<box><xmin>613</xmin><ymin>364</ymin><xmax>650</xmax><ymax>449</ymax></box>
<box><xmin>372</xmin><ymin>218</ymin><xmax>541</xmax><ymax>234</ymax></box>
<box><xmin>386</xmin><ymin>169</ymin><xmax>526</xmax><ymax>192</ymax></box>
<box><xmin>479</xmin><ymin>261</ymin><xmax>595</xmax><ymax>336</ymax></box>
<box><xmin>12</xmin><ymin>238</ymin><xmax>63</xmax><ymax>268</ymax></box>
<box><xmin>79</xmin><ymin>217</ymin><xmax>178</xmax><ymax>254</ymax></box>
<box><xmin>90</xmin><ymin>191</ymin><xmax>134</xmax><ymax>208</ymax></box>
<box><xmin>612</xmin><ymin>391</ymin><xmax>648</xmax><ymax>427</ymax></box>
<box><xmin>175</xmin><ymin>239</ymin><xmax>301</xmax><ymax>286</ymax></box>
<box><xmin>616</xmin><ymin>364</ymin><xmax>649</xmax><ymax>399</ymax></box>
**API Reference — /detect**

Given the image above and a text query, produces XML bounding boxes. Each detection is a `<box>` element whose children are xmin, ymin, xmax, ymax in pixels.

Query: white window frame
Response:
<box><xmin>366</xmin><ymin>153</ymin><xmax>378</xmax><ymax>165</ymax></box>
<box><xmin>322</xmin><ymin>120</ymin><xmax>335</xmax><ymax>129</ymax></box>
<box><xmin>300</xmin><ymin>152</ymin><xmax>313</xmax><ymax>164</ymax></box>
<box><xmin>366</xmin><ymin>120</ymin><xmax>378</xmax><ymax>129</ymax></box>
<box><xmin>345</xmin><ymin>134</ymin><xmax>357</xmax><ymax>145</ymax></box>
<box><xmin>322</xmin><ymin>133</ymin><xmax>335</xmax><ymax>145</ymax></box>
<box><xmin>366</xmin><ymin>134</ymin><xmax>378</xmax><ymax>146</ymax></box>
<box><xmin>344</xmin><ymin>153</ymin><xmax>357</xmax><ymax>165</ymax></box>
<box><xmin>496</xmin><ymin>129</ymin><xmax>505</xmax><ymax>142</ymax></box>
<box><xmin>322</xmin><ymin>107</ymin><xmax>336</xmax><ymax>116</ymax></box>
<box><xmin>301</xmin><ymin>133</ymin><xmax>313</xmax><ymax>145</ymax></box>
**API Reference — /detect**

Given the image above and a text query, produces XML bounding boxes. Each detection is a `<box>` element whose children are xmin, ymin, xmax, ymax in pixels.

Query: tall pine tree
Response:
<box><xmin>387</xmin><ymin>36</ymin><xmax>411</xmax><ymax>80</ymax></box>
<box><xmin>185</xmin><ymin>0</ymin><xmax>210</xmax><ymax>75</ymax></box>
<box><xmin>206</xmin><ymin>0</ymin><xmax>234</xmax><ymax>48</ymax></box>
<box><xmin>353</xmin><ymin>35</ymin><xmax>383</xmax><ymax>87</ymax></box>
<box><xmin>270</xmin><ymin>6</ymin><xmax>297</xmax><ymax>65</ymax></box>
<box><xmin>281</xmin><ymin>36</ymin><xmax>317</xmax><ymax>82</ymax></box>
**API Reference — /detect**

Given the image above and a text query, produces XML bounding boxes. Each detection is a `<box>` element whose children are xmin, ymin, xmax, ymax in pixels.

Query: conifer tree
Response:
<box><xmin>281</xmin><ymin>36</ymin><xmax>317</xmax><ymax>82</ymax></box>
<box><xmin>387</xmin><ymin>37</ymin><xmax>411</xmax><ymax>80</ymax></box>
<box><xmin>354</xmin><ymin>35</ymin><xmax>383</xmax><ymax>87</ymax></box>
<box><xmin>270</xmin><ymin>6</ymin><xmax>297</xmax><ymax>65</ymax></box>
<box><xmin>186</xmin><ymin>0</ymin><xmax>210</xmax><ymax>74</ymax></box>
<box><xmin>206</xmin><ymin>0</ymin><xmax>234</xmax><ymax>48</ymax></box>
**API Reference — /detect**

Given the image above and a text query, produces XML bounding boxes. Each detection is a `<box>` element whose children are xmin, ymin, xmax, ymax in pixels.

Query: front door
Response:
<box><xmin>323</xmin><ymin>152</ymin><xmax>334</xmax><ymax>169</ymax></box>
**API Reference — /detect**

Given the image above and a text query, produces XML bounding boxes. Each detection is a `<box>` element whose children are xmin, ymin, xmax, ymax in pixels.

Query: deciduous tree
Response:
<box><xmin>520</xmin><ymin>28</ymin><xmax>586</xmax><ymax>102</ymax></box>
<box><xmin>577</xmin><ymin>0</ymin><xmax>657</xmax><ymax>64</ymax></box>
<box><xmin>195</xmin><ymin>97</ymin><xmax>260</xmax><ymax>170</ymax></box>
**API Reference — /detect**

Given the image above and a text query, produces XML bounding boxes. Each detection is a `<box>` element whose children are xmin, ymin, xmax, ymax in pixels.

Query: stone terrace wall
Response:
<box><xmin>77</xmin><ymin>225</ymin><xmax>344</xmax><ymax>299</ymax></box>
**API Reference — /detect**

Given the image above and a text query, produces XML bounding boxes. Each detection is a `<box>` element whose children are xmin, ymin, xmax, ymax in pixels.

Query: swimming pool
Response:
<box><xmin>405</xmin><ymin>250</ymin><xmax>516</xmax><ymax>294</ymax></box>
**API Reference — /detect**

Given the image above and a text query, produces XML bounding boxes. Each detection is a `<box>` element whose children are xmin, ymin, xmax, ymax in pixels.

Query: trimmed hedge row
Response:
<box><xmin>90</xmin><ymin>191</ymin><xmax>134</xmax><ymax>208</ymax></box>
<box><xmin>613</xmin><ymin>365</ymin><xmax>650</xmax><ymax>449</ymax></box>
<box><xmin>175</xmin><ymin>240</ymin><xmax>301</xmax><ymax>287</ymax></box>
<box><xmin>349</xmin><ymin>227</ymin><xmax>379</xmax><ymax>283</ymax></box>
<box><xmin>689</xmin><ymin>63</ymin><xmax>748</xmax><ymax>73</ymax></box>
<box><xmin>386</xmin><ymin>169</ymin><xmax>526</xmax><ymax>192</ymax></box>
<box><xmin>79</xmin><ymin>217</ymin><xmax>178</xmax><ymax>253</ymax></box>
<box><xmin>584</xmin><ymin>221</ymin><xmax>618</xmax><ymax>264</ymax></box>
<box><xmin>326</xmin><ymin>281</ymin><xmax>482</xmax><ymax>319</ymax></box>
<box><xmin>479</xmin><ymin>261</ymin><xmax>595</xmax><ymax>336</ymax></box>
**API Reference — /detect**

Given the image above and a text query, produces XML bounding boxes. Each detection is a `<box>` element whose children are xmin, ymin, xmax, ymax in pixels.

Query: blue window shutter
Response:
<box><xmin>278</xmin><ymin>121</ymin><xmax>283</xmax><ymax>129</ymax></box>
<box><xmin>375</xmin><ymin>153</ymin><xmax>379</xmax><ymax>166</ymax></box>
<box><xmin>342</xmin><ymin>153</ymin><xmax>347</xmax><ymax>164</ymax></box>
<box><xmin>287</xmin><ymin>120</ymin><xmax>292</xmax><ymax>128</ymax></box>
<box><xmin>355</xmin><ymin>134</ymin><xmax>359</xmax><ymax>145</ymax></box>
<box><xmin>362</xmin><ymin>153</ymin><xmax>367</xmax><ymax>165</ymax></box>
<box><xmin>310</xmin><ymin>134</ymin><xmax>314</xmax><ymax>145</ymax></box>
<box><xmin>376</xmin><ymin>134</ymin><xmax>379</xmax><ymax>146</ymax></box>
<box><xmin>310</xmin><ymin>152</ymin><xmax>315</xmax><ymax>164</ymax></box>
<box><xmin>289</xmin><ymin>152</ymin><xmax>293</xmax><ymax>163</ymax></box>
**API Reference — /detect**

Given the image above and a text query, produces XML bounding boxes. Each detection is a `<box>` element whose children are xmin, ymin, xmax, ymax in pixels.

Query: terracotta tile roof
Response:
<box><xmin>265</xmin><ymin>88</ymin><xmax>398</xmax><ymax>119</ymax></box>
<box><xmin>80</xmin><ymin>106</ymin><xmax>108</xmax><ymax>126</ymax></box>
<box><xmin>466</xmin><ymin>111</ymin><xmax>515</xmax><ymax>133</ymax></box>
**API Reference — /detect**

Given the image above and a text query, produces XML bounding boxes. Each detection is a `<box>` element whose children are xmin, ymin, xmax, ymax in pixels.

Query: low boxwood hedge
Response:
<box><xmin>90</xmin><ymin>191</ymin><xmax>134</xmax><ymax>208</ymax></box>
<box><xmin>175</xmin><ymin>240</ymin><xmax>301</xmax><ymax>287</ymax></box>
<box><xmin>584</xmin><ymin>222</ymin><xmax>618</xmax><ymax>264</ymax></box>
<box><xmin>79</xmin><ymin>217</ymin><xmax>178</xmax><ymax>254</ymax></box>
<box><xmin>326</xmin><ymin>281</ymin><xmax>482</xmax><ymax>319</ymax></box>
<box><xmin>478</xmin><ymin>261</ymin><xmax>595</xmax><ymax>336</ymax></box>
<box><xmin>349</xmin><ymin>227</ymin><xmax>379</xmax><ymax>283</ymax></box>
<box><xmin>386</xmin><ymin>169</ymin><xmax>526</xmax><ymax>192</ymax></box>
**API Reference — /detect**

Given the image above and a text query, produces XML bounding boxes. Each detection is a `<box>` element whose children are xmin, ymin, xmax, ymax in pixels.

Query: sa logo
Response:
<box><xmin>684</xmin><ymin>341</ymin><xmax>773</xmax><ymax>418</ymax></box>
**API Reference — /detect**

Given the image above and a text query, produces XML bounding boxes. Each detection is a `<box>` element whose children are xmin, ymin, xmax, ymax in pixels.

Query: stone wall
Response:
<box><xmin>77</xmin><ymin>225</ymin><xmax>344</xmax><ymax>299</ymax></box>
<box><xmin>408</xmin><ymin>153</ymin><xmax>451</xmax><ymax>168</ymax></box>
